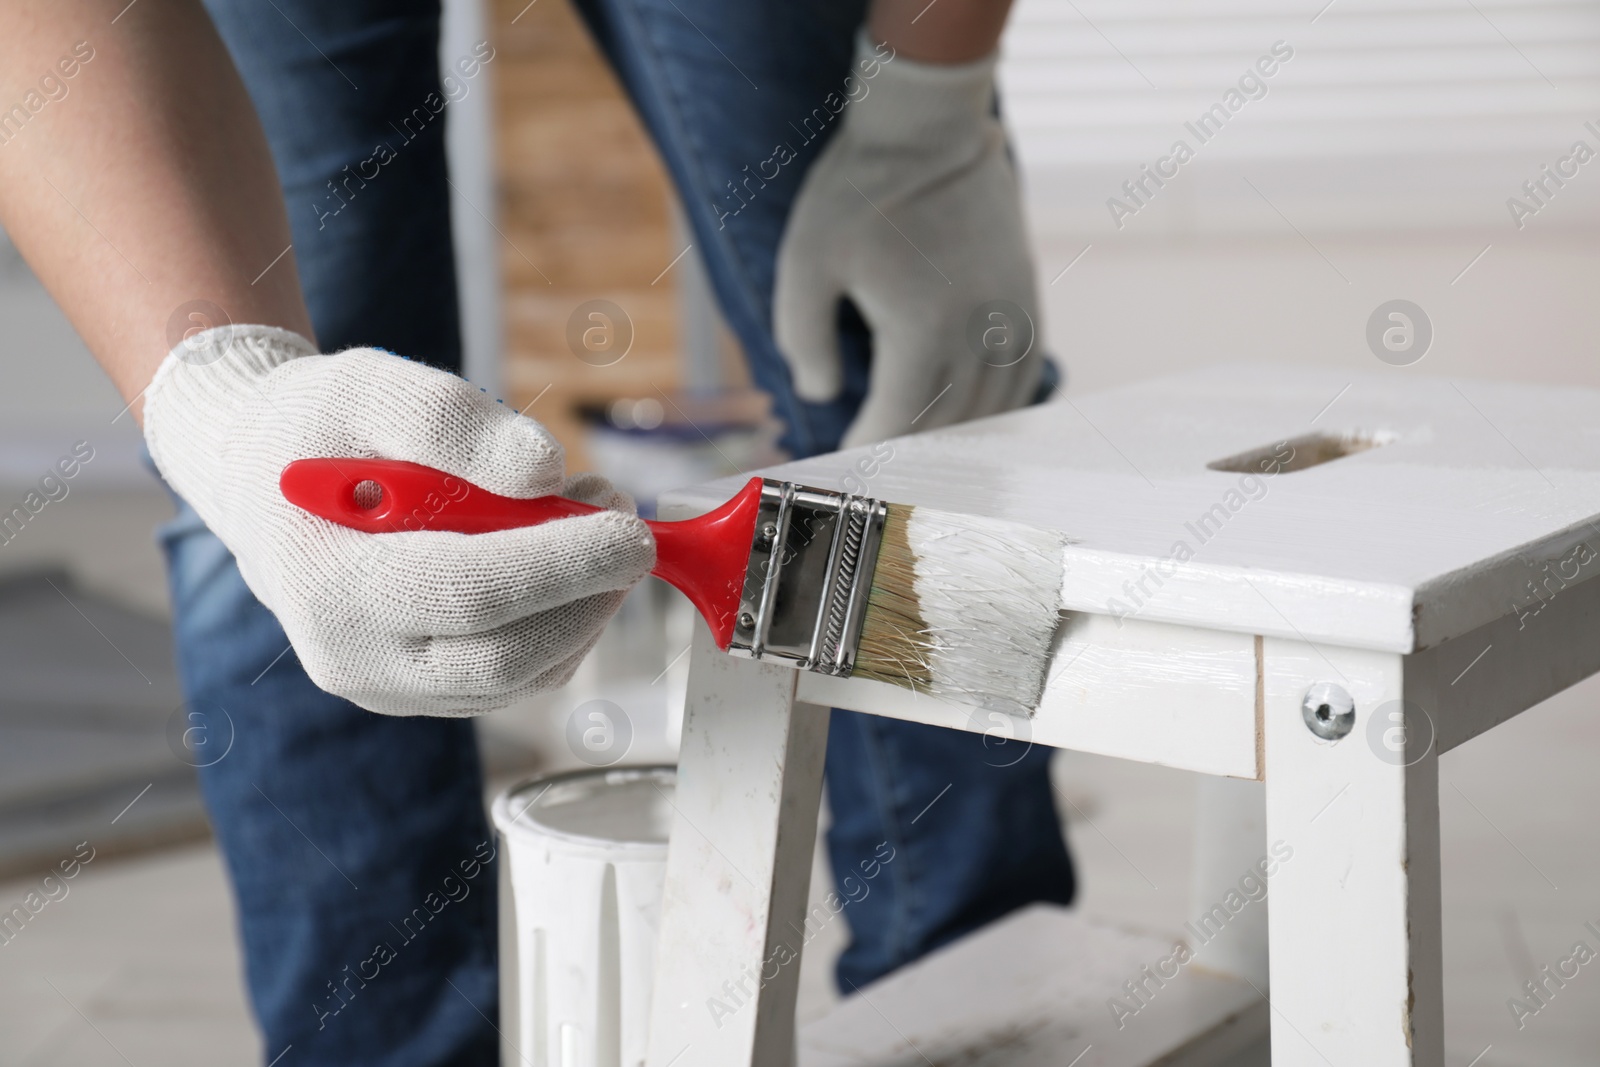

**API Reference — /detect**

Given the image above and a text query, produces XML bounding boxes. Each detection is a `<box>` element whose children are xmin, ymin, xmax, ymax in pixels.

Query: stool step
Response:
<box><xmin>799</xmin><ymin>904</ymin><xmax>1269</xmax><ymax>1067</ymax></box>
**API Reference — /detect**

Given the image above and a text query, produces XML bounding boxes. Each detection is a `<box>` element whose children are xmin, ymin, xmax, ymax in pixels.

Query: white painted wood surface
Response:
<box><xmin>1261</xmin><ymin>640</ymin><xmax>1443</xmax><ymax>1066</ymax></box>
<box><xmin>798</xmin><ymin>611</ymin><xmax>1259</xmax><ymax>779</ymax></box>
<box><xmin>661</xmin><ymin>365</ymin><xmax>1600</xmax><ymax>655</ymax></box>
<box><xmin>644</xmin><ymin>626</ymin><xmax>829</xmax><ymax>1067</ymax></box>
<box><xmin>643</xmin><ymin>366</ymin><xmax>1600</xmax><ymax>1066</ymax></box>
<box><xmin>797</xmin><ymin>905</ymin><xmax>1268</xmax><ymax>1067</ymax></box>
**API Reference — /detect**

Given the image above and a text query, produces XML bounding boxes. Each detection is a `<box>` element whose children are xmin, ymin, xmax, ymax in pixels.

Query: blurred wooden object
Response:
<box><xmin>489</xmin><ymin>0</ymin><xmax>682</xmax><ymax>467</ymax></box>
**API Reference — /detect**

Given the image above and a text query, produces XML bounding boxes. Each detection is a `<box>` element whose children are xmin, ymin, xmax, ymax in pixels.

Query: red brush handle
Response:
<box><xmin>279</xmin><ymin>458</ymin><xmax>761</xmax><ymax>649</ymax></box>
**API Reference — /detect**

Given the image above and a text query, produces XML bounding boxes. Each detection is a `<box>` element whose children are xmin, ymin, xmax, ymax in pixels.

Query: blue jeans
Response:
<box><xmin>174</xmin><ymin>0</ymin><xmax>1072</xmax><ymax>1062</ymax></box>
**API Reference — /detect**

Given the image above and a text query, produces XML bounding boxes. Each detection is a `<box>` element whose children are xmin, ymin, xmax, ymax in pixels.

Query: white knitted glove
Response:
<box><xmin>143</xmin><ymin>325</ymin><xmax>655</xmax><ymax>716</ymax></box>
<box><xmin>775</xmin><ymin>32</ymin><xmax>1043</xmax><ymax>449</ymax></box>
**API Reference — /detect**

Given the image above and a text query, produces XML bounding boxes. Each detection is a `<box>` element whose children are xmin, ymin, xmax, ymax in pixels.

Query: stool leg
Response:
<box><xmin>1261</xmin><ymin>639</ymin><xmax>1444</xmax><ymax>1066</ymax></box>
<box><xmin>645</xmin><ymin>622</ymin><xmax>829</xmax><ymax>1067</ymax></box>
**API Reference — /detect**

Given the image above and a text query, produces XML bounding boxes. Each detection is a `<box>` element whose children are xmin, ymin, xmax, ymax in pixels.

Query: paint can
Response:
<box><xmin>491</xmin><ymin>765</ymin><xmax>674</xmax><ymax>1067</ymax></box>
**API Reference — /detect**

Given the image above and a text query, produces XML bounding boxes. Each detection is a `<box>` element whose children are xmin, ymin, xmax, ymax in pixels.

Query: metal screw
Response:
<box><xmin>760</xmin><ymin>522</ymin><xmax>778</xmax><ymax>543</ymax></box>
<box><xmin>1301</xmin><ymin>682</ymin><xmax>1355</xmax><ymax>740</ymax></box>
<box><xmin>738</xmin><ymin>611</ymin><xmax>755</xmax><ymax>630</ymax></box>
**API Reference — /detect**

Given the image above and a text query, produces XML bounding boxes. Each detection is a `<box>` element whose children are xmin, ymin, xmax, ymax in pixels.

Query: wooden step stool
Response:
<box><xmin>642</xmin><ymin>365</ymin><xmax>1600</xmax><ymax>1067</ymax></box>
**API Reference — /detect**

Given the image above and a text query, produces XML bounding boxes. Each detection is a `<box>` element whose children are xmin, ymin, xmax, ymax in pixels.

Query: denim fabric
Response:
<box><xmin>162</xmin><ymin>499</ymin><xmax>498</xmax><ymax>1067</ymax></box>
<box><xmin>568</xmin><ymin>0</ymin><xmax>1074</xmax><ymax>993</ymax></box>
<box><xmin>176</xmin><ymin>2</ymin><xmax>495</xmax><ymax>1064</ymax></box>
<box><xmin>167</xmin><ymin>0</ymin><xmax>1071</xmax><ymax>1061</ymax></box>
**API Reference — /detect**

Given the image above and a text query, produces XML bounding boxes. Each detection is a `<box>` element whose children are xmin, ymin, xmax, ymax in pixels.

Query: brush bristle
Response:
<box><xmin>856</xmin><ymin>505</ymin><xmax>1066</xmax><ymax>718</ymax></box>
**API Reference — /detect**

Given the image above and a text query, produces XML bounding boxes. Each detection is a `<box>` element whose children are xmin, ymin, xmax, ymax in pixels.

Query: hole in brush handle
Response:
<box><xmin>352</xmin><ymin>479</ymin><xmax>384</xmax><ymax>511</ymax></box>
<box><xmin>281</xmin><ymin>458</ymin><xmax>601</xmax><ymax>534</ymax></box>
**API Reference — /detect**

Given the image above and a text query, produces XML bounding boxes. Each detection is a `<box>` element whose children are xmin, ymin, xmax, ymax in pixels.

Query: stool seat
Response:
<box><xmin>666</xmin><ymin>363</ymin><xmax>1600</xmax><ymax>653</ymax></box>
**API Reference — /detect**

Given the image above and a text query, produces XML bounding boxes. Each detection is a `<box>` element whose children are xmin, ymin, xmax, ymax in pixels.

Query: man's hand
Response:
<box><xmin>145</xmin><ymin>327</ymin><xmax>656</xmax><ymax>715</ymax></box>
<box><xmin>774</xmin><ymin>25</ymin><xmax>1041</xmax><ymax>448</ymax></box>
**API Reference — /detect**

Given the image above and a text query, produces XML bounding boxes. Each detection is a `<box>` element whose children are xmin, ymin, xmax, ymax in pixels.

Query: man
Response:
<box><xmin>0</xmin><ymin>0</ymin><xmax>1072</xmax><ymax>1062</ymax></box>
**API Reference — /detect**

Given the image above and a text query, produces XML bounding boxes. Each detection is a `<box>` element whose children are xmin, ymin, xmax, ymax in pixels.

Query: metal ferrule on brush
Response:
<box><xmin>728</xmin><ymin>480</ymin><xmax>887</xmax><ymax>676</ymax></box>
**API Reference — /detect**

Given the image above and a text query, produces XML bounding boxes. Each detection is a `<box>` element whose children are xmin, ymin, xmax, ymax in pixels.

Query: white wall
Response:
<box><xmin>1029</xmin><ymin>227</ymin><xmax>1600</xmax><ymax>397</ymax></box>
<box><xmin>1005</xmin><ymin>0</ymin><xmax>1600</xmax><ymax>396</ymax></box>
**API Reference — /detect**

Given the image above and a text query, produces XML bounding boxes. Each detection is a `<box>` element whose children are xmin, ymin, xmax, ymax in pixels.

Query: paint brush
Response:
<box><xmin>280</xmin><ymin>458</ymin><xmax>1066</xmax><ymax>716</ymax></box>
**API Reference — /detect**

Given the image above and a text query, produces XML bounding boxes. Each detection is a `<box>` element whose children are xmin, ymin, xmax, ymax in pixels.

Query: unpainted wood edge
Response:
<box><xmin>1254</xmin><ymin>634</ymin><xmax>1265</xmax><ymax>782</ymax></box>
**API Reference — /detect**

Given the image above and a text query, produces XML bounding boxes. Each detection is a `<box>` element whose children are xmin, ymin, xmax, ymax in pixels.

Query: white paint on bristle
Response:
<box><xmin>905</xmin><ymin>508</ymin><xmax>1067</xmax><ymax>718</ymax></box>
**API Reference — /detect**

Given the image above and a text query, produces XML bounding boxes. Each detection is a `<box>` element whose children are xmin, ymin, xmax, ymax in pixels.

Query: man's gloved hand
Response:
<box><xmin>775</xmin><ymin>31</ymin><xmax>1042</xmax><ymax>449</ymax></box>
<box><xmin>144</xmin><ymin>325</ymin><xmax>655</xmax><ymax>716</ymax></box>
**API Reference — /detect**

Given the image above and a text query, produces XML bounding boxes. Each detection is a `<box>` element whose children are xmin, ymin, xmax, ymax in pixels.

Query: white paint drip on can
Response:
<box><xmin>492</xmin><ymin>766</ymin><xmax>674</xmax><ymax>1067</ymax></box>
